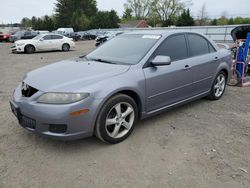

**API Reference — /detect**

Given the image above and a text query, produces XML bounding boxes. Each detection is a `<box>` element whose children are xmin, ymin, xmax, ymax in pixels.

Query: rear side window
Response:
<box><xmin>187</xmin><ymin>34</ymin><xmax>210</xmax><ymax>56</ymax></box>
<box><xmin>154</xmin><ymin>34</ymin><xmax>188</xmax><ymax>61</ymax></box>
<box><xmin>52</xmin><ymin>35</ymin><xmax>63</xmax><ymax>39</ymax></box>
<box><xmin>43</xmin><ymin>35</ymin><xmax>52</xmax><ymax>40</ymax></box>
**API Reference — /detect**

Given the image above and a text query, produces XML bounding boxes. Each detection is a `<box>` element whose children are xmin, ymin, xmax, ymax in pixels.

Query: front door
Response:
<box><xmin>143</xmin><ymin>34</ymin><xmax>195</xmax><ymax>112</ymax></box>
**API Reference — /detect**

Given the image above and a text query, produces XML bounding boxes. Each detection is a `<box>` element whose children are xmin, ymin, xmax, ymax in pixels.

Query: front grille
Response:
<box><xmin>20</xmin><ymin>115</ymin><xmax>36</xmax><ymax>129</ymax></box>
<box><xmin>21</xmin><ymin>82</ymin><xmax>38</xmax><ymax>97</ymax></box>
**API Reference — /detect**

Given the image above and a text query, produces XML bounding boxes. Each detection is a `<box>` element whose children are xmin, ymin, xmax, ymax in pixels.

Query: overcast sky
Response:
<box><xmin>0</xmin><ymin>0</ymin><xmax>249</xmax><ymax>23</ymax></box>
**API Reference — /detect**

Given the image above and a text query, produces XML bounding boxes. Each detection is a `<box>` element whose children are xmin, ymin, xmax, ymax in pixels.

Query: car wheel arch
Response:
<box><xmin>93</xmin><ymin>89</ymin><xmax>143</xmax><ymax>127</ymax></box>
<box><xmin>24</xmin><ymin>44</ymin><xmax>36</xmax><ymax>52</ymax></box>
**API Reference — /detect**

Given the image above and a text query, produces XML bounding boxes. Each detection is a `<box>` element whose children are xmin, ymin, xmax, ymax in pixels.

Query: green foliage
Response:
<box><xmin>123</xmin><ymin>7</ymin><xmax>133</xmax><ymax>20</ymax></box>
<box><xmin>19</xmin><ymin>0</ymin><xmax>121</xmax><ymax>31</ymax></box>
<box><xmin>71</xmin><ymin>10</ymin><xmax>91</xmax><ymax>31</ymax></box>
<box><xmin>30</xmin><ymin>16</ymin><xmax>56</xmax><ymax>31</ymax></box>
<box><xmin>91</xmin><ymin>10</ymin><xmax>120</xmax><ymax>29</ymax></box>
<box><xmin>210</xmin><ymin>17</ymin><xmax>250</xmax><ymax>26</ymax></box>
<box><xmin>176</xmin><ymin>9</ymin><xmax>194</xmax><ymax>26</ymax></box>
<box><xmin>21</xmin><ymin>17</ymin><xmax>32</xmax><ymax>28</ymax></box>
<box><xmin>55</xmin><ymin>0</ymin><xmax>97</xmax><ymax>28</ymax></box>
<box><xmin>216</xmin><ymin>16</ymin><xmax>228</xmax><ymax>25</ymax></box>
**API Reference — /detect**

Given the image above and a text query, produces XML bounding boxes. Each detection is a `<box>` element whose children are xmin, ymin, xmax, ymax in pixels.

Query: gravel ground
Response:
<box><xmin>0</xmin><ymin>41</ymin><xmax>250</xmax><ymax>188</ymax></box>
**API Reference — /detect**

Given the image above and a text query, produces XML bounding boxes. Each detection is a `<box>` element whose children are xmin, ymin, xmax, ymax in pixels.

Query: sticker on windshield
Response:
<box><xmin>142</xmin><ymin>35</ymin><xmax>161</xmax><ymax>40</ymax></box>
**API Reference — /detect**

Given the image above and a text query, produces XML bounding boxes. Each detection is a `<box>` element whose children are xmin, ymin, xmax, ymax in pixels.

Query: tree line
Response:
<box><xmin>20</xmin><ymin>0</ymin><xmax>119</xmax><ymax>31</ymax></box>
<box><xmin>19</xmin><ymin>0</ymin><xmax>250</xmax><ymax>31</ymax></box>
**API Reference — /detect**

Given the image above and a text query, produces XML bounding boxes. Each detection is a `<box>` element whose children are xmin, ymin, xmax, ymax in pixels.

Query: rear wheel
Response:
<box><xmin>62</xmin><ymin>43</ymin><xmax>70</xmax><ymax>52</ymax></box>
<box><xmin>25</xmin><ymin>45</ymin><xmax>35</xmax><ymax>54</ymax></box>
<box><xmin>207</xmin><ymin>71</ymin><xmax>227</xmax><ymax>100</ymax></box>
<box><xmin>95</xmin><ymin>94</ymin><xmax>138</xmax><ymax>144</ymax></box>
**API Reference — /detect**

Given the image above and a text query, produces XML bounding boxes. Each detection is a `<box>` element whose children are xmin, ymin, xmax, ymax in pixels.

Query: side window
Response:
<box><xmin>154</xmin><ymin>34</ymin><xmax>188</xmax><ymax>61</ymax></box>
<box><xmin>43</xmin><ymin>35</ymin><xmax>52</xmax><ymax>40</ymax></box>
<box><xmin>52</xmin><ymin>35</ymin><xmax>63</xmax><ymax>39</ymax></box>
<box><xmin>187</xmin><ymin>34</ymin><xmax>210</xmax><ymax>56</ymax></box>
<box><xmin>208</xmin><ymin>43</ymin><xmax>216</xmax><ymax>53</ymax></box>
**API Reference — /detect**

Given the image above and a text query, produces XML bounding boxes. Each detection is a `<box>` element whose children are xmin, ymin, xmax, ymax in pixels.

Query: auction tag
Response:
<box><xmin>142</xmin><ymin>35</ymin><xmax>161</xmax><ymax>40</ymax></box>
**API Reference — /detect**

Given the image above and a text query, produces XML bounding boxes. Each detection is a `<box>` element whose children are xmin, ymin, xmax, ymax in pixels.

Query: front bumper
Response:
<box><xmin>11</xmin><ymin>45</ymin><xmax>25</xmax><ymax>53</ymax></box>
<box><xmin>10</xmin><ymin>84</ymin><xmax>102</xmax><ymax>140</ymax></box>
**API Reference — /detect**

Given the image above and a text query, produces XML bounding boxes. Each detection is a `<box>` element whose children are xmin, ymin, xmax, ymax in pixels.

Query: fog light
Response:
<box><xmin>49</xmin><ymin>124</ymin><xmax>67</xmax><ymax>133</ymax></box>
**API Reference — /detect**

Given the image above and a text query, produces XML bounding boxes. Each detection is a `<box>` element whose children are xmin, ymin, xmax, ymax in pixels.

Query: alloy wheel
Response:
<box><xmin>105</xmin><ymin>102</ymin><xmax>135</xmax><ymax>139</ymax></box>
<box><xmin>214</xmin><ymin>74</ymin><xmax>226</xmax><ymax>98</ymax></box>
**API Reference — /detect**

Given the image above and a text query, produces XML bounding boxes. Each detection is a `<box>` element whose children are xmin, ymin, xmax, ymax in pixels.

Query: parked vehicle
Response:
<box><xmin>68</xmin><ymin>32</ymin><xmax>81</xmax><ymax>41</ymax></box>
<box><xmin>78</xmin><ymin>31</ymin><xmax>96</xmax><ymax>40</ymax></box>
<box><xmin>9</xmin><ymin>30</ymin><xmax>39</xmax><ymax>42</ymax></box>
<box><xmin>11</xmin><ymin>33</ymin><xmax>75</xmax><ymax>53</ymax></box>
<box><xmin>10</xmin><ymin>31</ymin><xmax>231</xmax><ymax>143</ymax></box>
<box><xmin>57</xmin><ymin>28</ymin><xmax>74</xmax><ymax>36</ymax></box>
<box><xmin>95</xmin><ymin>31</ymin><xmax>124</xmax><ymax>46</ymax></box>
<box><xmin>0</xmin><ymin>32</ymin><xmax>11</xmax><ymax>42</ymax></box>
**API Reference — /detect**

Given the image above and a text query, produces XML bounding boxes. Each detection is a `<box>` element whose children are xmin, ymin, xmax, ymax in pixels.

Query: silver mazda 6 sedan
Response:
<box><xmin>10</xmin><ymin>30</ymin><xmax>232</xmax><ymax>143</ymax></box>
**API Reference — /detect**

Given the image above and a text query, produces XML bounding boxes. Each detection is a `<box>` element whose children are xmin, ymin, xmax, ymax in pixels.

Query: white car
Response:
<box><xmin>11</xmin><ymin>33</ymin><xmax>75</xmax><ymax>53</ymax></box>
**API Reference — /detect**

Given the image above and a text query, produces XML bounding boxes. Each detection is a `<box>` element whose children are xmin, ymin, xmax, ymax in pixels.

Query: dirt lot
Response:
<box><xmin>0</xmin><ymin>41</ymin><xmax>249</xmax><ymax>188</ymax></box>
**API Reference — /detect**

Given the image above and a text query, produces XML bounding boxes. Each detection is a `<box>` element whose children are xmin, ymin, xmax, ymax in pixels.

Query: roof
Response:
<box><xmin>125</xmin><ymin>30</ymin><xmax>197</xmax><ymax>37</ymax></box>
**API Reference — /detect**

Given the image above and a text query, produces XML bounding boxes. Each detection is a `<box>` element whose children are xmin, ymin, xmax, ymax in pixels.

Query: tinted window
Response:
<box><xmin>154</xmin><ymin>34</ymin><xmax>188</xmax><ymax>61</ymax></box>
<box><xmin>43</xmin><ymin>35</ymin><xmax>52</xmax><ymax>40</ymax></box>
<box><xmin>52</xmin><ymin>35</ymin><xmax>63</xmax><ymax>39</ymax></box>
<box><xmin>208</xmin><ymin>43</ymin><xmax>216</xmax><ymax>53</ymax></box>
<box><xmin>187</xmin><ymin>34</ymin><xmax>209</xmax><ymax>56</ymax></box>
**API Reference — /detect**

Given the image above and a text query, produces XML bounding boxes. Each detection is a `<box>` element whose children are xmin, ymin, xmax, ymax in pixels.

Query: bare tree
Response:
<box><xmin>124</xmin><ymin>0</ymin><xmax>152</xmax><ymax>19</ymax></box>
<box><xmin>197</xmin><ymin>3</ymin><xmax>209</xmax><ymax>26</ymax></box>
<box><xmin>152</xmin><ymin>0</ymin><xmax>191</xmax><ymax>23</ymax></box>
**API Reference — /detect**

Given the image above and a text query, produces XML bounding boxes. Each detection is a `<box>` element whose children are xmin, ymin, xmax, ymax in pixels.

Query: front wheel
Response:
<box><xmin>62</xmin><ymin>43</ymin><xmax>70</xmax><ymax>52</ymax></box>
<box><xmin>95</xmin><ymin>94</ymin><xmax>138</xmax><ymax>144</ymax></box>
<box><xmin>207</xmin><ymin>71</ymin><xmax>227</xmax><ymax>100</ymax></box>
<box><xmin>25</xmin><ymin>45</ymin><xmax>35</xmax><ymax>54</ymax></box>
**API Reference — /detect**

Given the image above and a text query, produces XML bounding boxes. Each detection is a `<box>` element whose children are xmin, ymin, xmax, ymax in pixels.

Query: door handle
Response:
<box><xmin>183</xmin><ymin>65</ymin><xmax>192</xmax><ymax>70</ymax></box>
<box><xmin>212</xmin><ymin>57</ymin><xmax>219</xmax><ymax>63</ymax></box>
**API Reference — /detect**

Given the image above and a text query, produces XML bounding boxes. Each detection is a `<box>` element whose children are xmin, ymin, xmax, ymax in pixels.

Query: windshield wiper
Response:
<box><xmin>90</xmin><ymin>58</ymin><xmax>117</xmax><ymax>64</ymax></box>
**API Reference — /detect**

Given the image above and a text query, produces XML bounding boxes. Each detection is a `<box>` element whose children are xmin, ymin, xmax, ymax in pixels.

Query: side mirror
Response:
<box><xmin>39</xmin><ymin>38</ymin><xmax>44</xmax><ymax>42</ymax></box>
<box><xmin>151</xmin><ymin>55</ymin><xmax>172</xmax><ymax>66</ymax></box>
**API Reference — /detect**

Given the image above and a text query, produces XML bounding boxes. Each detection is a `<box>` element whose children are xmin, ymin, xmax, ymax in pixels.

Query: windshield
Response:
<box><xmin>33</xmin><ymin>34</ymin><xmax>43</xmax><ymax>40</ymax></box>
<box><xmin>87</xmin><ymin>34</ymin><xmax>161</xmax><ymax>65</ymax></box>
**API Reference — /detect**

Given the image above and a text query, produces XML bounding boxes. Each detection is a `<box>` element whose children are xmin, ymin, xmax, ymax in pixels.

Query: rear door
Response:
<box><xmin>51</xmin><ymin>35</ymin><xmax>64</xmax><ymax>50</ymax></box>
<box><xmin>143</xmin><ymin>34</ymin><xmax>196</xmax><ymax>112</ymax></box>
<box><xmin>186</xmin><ymin>34</ymin><xmax>218</xmax><ymax>94</ymax></box>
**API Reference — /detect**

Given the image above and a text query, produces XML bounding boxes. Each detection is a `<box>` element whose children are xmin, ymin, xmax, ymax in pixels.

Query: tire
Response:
<box><xmin>62</xmin><ymin>43</ymin><xmax>70</xmax><ymax>52</ymax></box>
<box><xmin>95</xmin><ymin>94</ymin><xmax>138</xmax><ymax>144</ymax></box>
<box><xmin>25</xmin><ymin>45</ymin><xmax>35</xmax><ymax>54</ymax></box>
<box><xmin>207</xmin><ymin>71</ymin><xmax>227</xmax><ymax>100</ymax></box>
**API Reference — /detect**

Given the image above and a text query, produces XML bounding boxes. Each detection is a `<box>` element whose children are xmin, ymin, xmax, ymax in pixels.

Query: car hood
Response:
<box><xmin>24</xmin><ymin>59</ymin><xmax>130</xmax><ymax>92</ymax></box>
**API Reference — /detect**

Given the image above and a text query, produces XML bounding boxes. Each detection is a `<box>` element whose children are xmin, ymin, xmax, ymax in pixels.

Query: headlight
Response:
<box><xmin>37</xmin><ymin>93</ymin><xmax>89</xmax><ymax>104</ymax></box>
<box><xmin>16</xmin><ymin>43</ymin><xmax>25</xmax><ymax>46</ymax></box>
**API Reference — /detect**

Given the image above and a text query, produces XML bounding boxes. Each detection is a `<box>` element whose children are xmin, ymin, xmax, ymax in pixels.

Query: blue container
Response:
<box><xmin>236</xmin><ymin>62</ymin><xmax>244</xmax><ymax>78</ymax></box>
